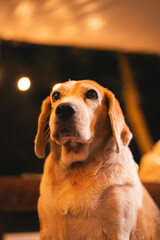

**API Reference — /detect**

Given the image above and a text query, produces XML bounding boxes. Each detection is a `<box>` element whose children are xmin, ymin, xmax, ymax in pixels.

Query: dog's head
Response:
<box><xmin>35</xmin><ymin>80</ymin><xmax>132</xmax><ymax>159</ymax></box>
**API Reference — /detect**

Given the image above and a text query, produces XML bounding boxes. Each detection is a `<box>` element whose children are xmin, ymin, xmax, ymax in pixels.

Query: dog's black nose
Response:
<box><xmin>56</xmin><ymin>103</ymin><xmax>77</xmax><ymax>121</ymax></box>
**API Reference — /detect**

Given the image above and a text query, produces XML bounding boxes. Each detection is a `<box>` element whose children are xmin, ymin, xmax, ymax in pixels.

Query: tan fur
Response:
<box><xmin>35</xmin><ymin>80</ymin><xmax>160</xmax><ymax>240</ymax></box>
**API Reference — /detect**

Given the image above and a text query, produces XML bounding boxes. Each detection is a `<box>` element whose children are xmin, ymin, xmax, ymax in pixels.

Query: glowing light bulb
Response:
<box><xmin>17</xmin><ymin>77</ymin><xmax>31</xmax><ymax>91</ymax></box>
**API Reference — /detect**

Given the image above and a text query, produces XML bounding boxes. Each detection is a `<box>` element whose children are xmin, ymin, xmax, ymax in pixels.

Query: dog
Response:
<box><xmin>35</xmin><ymin>79</ymin><xmax>160</xmax><ymax>240</ymax></box>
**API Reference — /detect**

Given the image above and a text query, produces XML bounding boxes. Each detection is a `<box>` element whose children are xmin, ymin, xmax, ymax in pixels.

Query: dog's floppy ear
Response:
<box><xmin>34</xmin><ymin>96</ymin><xmax>51</xmax><ymax>158</ymax></box>
<box><xmin>105</xmin><ymin>89</ymin><xmax>132</xmax><ymax>153</ymax></box>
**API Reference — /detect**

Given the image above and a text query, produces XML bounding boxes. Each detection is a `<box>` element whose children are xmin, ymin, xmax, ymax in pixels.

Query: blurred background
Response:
<box><xmin>0</xmin><ymin>0</ymin><xmax>160</xmax><ymax>238</ymax></box>
<box><xmin>0</xmin><ymin>0</ymin><xmax>160</xmax><ymax>175</ymax></box>
<box><xmin>1</xmin><ymin>42</ymin><xmax>160</xmax><ymax>175</ymax></box>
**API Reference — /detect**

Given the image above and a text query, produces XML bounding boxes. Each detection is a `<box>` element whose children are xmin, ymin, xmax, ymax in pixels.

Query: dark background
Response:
<box><xmin>1</xmin><ymin>40</ymin><xmax>160</xmax><ymax>175</ymax></box>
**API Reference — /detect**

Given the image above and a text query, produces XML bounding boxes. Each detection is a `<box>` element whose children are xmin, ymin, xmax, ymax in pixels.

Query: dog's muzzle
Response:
<box><xmin>50</xmin><ymin>101</ymin><xmax>91</xmax><ymax>145</ymax></box>
<box><xmin>52</xmin><ymin>103</ymin><xmax>78</xmax><ymax>143</ymax></box>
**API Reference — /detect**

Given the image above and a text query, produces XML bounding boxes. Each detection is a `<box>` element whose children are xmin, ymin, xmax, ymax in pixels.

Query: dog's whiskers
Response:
<box><xmin>44</xmin><ymin>124</ymin><xmax>50</xmax><ymax>140</ymax></box>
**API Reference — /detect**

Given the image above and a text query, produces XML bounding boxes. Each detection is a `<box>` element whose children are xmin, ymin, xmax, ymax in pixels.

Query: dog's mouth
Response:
<box><xmin>52</xmin><ymin>124</ymin><xmax>92</xmax><ymax>146</ymax></box>
<box><xmin>59</xmin><ymin>128</ymin><xmax>72</xmax><ymax>135</ymax></box>
<box><xmin>50</xmin><ymin>114</ymin><xmax>92</xmax><ymax>145</ymax></box>
<box><xmin>52</xmin><ymin>125</ymin><xmax>79</xmax><ymax>144</ymax></box>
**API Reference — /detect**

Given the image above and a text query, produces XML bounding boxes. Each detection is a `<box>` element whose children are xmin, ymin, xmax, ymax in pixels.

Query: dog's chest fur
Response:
<box><xmin>41</xmin><ymin>155</ymin><xmax>106</xmax><ymax>216</ymax></box>
<box><xmin>40</xmin><ymin>172</ymin><xmax>111</xmax><ymax>239</ymax></box>
<box><xmin>39</xmin><ymin>150</ymin><xmax>140</xmax><ymax>240</ymax></box>
<box><xmin>40</xmin><ymin>159</ymin><xmax>108</xmax><ymax>239</ymax></box>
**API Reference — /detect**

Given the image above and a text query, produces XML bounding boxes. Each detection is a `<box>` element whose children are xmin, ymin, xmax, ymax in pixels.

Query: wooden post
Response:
<box><xmin>117</xmin><ymin>54</ymin><xmax>153</xmax><ymax>155</ymax></box>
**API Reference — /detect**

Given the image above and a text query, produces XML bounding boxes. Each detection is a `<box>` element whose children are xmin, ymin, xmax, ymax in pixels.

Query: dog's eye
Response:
<box><xmin>52</xmin><ymin>91</ymin><xmax>61</xmax><ymax>102</ymax></box>
<box><xmin>85</xmin><ymin>89</ymin><xmax>98</xmax><ymax>100</ymax></box>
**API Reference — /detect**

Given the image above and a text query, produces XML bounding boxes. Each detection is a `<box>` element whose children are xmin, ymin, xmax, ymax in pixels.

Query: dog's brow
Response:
<box><xmin>78</xmin><ymin>83</ymin><xmax>100</xmax><ymax>95</ymax></box>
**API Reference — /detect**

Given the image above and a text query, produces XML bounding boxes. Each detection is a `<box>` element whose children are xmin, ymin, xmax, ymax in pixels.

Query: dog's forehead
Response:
<box><xmin>52</xmin><ymin>80</ymin><xmax>104</xmax><ymax>94</ymax></box>
<box><xmin>52</xmin><ymin>81</ymin><xmax>76</xmax><ymax>92</ymax></box>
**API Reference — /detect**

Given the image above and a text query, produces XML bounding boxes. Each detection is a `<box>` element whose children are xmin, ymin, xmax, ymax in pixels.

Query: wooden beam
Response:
<box><xmin>0</xmin><ymin>176</ymin><xmax>40</xmax><ymax>212</ymax></box>
<box><xmin>0</xmin><ymin>176</ymin><xmax>159</xmax><ymax>213</ymax></box>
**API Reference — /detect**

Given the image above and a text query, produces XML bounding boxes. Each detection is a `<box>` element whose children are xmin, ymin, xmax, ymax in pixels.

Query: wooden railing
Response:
<box><xmin>0</xmin><ymin>176</ymin><xmax>159</xmax><ymax>240</ymax></box>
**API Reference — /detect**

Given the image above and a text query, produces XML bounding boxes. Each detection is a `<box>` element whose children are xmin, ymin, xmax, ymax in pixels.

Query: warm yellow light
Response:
<box><xmin>17</xmin><ymin>77</ymin><xmax>31</xmax><ymax>91</ymax></box>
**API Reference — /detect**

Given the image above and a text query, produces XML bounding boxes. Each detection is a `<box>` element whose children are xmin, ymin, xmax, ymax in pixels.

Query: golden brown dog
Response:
<box><xmin>35</xmin><ymin>80</ymin><xmax>160</xmax><ymax>240</ymax></box>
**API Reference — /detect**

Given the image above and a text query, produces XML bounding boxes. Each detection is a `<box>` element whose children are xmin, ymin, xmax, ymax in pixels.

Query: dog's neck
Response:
<box><xmin>50</xmin><ymin>132</ymin><xmax>114</xmax><ymax>170</ymax></box>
